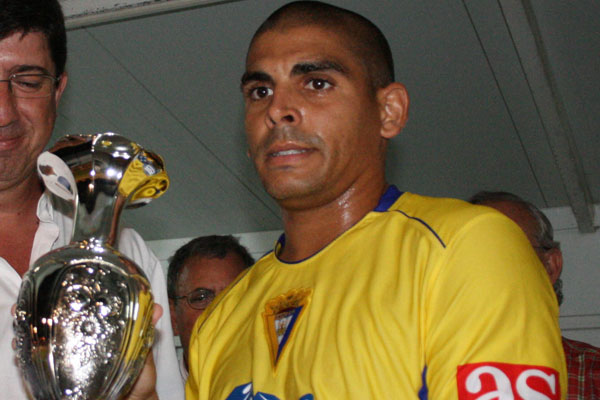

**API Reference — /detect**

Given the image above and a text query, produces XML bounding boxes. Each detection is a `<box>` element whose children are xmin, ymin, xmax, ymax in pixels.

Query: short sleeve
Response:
<box><xmin>424</xmin><ymin>213</ymin><xmax>567</xmax><ymax>399</ymax></box>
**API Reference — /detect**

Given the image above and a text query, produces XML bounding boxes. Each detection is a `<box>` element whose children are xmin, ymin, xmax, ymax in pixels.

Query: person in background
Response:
<box><xmin>167</xmin><ymin>234</ymin><xmax>254</xmax><ymax>382</ymax></box>
<box><xmin>470</xmin><ymin>190</ymin><xmax>600</xmax><ymax>400</ymax></box>
<box><xmin>185</xmin><ymin>1</ymin><xmax>566</xmax><ymax>398</ymax></box>
<box><xmin>0</xmin><ymin>0</ymin><xmax>183</xmax><ymax>398</ymax></box>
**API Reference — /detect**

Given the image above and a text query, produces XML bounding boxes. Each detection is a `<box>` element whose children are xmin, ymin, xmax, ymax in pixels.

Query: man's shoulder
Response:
<box><xmin>115</xmin><ymin>227</ymin><xmax>161</xmax><ymax>271</ymax></box>
<box><xmin>393</xmin><ymin>191</ymin><xmax>494</xmax><ymax>221</ymax></box>
<box><xmin>390</xmin><ymin>191</ymin><xmax>509</xmax><ymax>247</ymax></box>
<box><xmin>563</xmin><ymin>336</ymin><xmax>600</xmax><ymax>357</ymax></box>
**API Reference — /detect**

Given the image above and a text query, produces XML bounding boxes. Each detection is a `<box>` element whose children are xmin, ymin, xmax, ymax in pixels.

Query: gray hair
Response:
<box><xmin>469</xmin><ymin>191</ymin><xmax>563</xmax><ymax>304</ymax></box>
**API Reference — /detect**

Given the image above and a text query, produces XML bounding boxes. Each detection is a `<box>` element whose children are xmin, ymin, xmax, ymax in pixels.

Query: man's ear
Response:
<box><xmin>377</xmin><ymin>82</ymin><xmax>409</xmax><ymax>139</ymax></box>
<box><xmin>54</xmin><ymin>71</ymin><xmax>68</xmax><ymax>105</ymax></box>
<box><xmin>544</xmin><ymin>248</ymin><xmax>563</xmax><ymax>284</ymax></box>
<box><xmin>168</xmin><ymin>300</ymin><xmax>179</xmax><ymax>336</ymax></box>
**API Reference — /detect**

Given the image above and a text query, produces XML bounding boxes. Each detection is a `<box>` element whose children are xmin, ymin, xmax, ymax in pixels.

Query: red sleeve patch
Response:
<box><xmin>457</xmin><ymin>362</ymin><xmax>560</xmax><ymax>400</ymax></box>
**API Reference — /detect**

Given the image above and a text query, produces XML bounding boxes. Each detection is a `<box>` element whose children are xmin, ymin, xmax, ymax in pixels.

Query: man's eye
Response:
<box><xmin>190</xmin><ymin>292</ymin><xmax>208</xmax><ymax>302</ymax></box>
<box><xmin>249</xmin><ymin>86</ymin><xmax>273</xmax><ymax>100</ymax></box>
<box><xmin>13</xmin><ymin>76</ymin><xmax>43</xmax><ymax>89</ymax></box>
<box><xmin>305</xmin><ymin>78</ymin><xmax>332</xmax><ymax>91</ymax></box>
<box><xmin>189</xmin><ymin>289</ymin><xmax>215</xmax><ymax>308</ymax></box>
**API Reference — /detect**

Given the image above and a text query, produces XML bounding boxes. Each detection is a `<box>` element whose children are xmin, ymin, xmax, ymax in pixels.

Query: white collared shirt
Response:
<box><xmin>179</xmin><ymin>352</ymin><xmax>189</xmax><ymax>385</ymax></box>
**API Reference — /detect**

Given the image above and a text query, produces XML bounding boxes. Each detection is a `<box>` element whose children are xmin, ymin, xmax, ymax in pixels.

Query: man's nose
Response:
<box><xmin>265</xmin><ymin>88</ymin><xmax>301</xmax><ymax>129</ymax></box>
<box><xmin>0</xmin><ymin>81</ymin><xmax>18</xmax><ymax>127</ymax></box>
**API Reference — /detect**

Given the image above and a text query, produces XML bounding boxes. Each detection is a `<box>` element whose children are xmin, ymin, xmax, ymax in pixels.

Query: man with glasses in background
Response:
<box><xmin>0</xmin><ymin>1</ymin><xmax>183</xmax><ymax>398</ymax></box>
<box><xmin>168</xmin><ymin>235</ymin><xmax>254</xmax><ymax>383</ymax></box>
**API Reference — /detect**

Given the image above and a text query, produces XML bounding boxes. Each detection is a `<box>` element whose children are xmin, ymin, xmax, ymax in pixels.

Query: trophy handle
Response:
<box><xmin>37</xmin><ymin>151</ymin><xmax>77</xmax><ymax>202</ymax></box>
<box><xmin>120</xmin><ymin>149</ymin><xmax>169</xmax><ymax>208</ymax></box>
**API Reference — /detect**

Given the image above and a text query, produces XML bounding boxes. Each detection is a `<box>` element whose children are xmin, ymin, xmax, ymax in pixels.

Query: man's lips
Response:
<box><xmin>262</xmin><ymin>144</ymin><xmax>315</xmax><ymax>167</ymax></box>
<box><xmin>268</xmin><ymin>148</ymin><xmax>311</xmax><ymax>157</ymax></box>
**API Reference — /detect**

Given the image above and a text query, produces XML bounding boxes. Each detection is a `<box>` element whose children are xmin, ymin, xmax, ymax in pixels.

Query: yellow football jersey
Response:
<box><xmin>187</xmin><ymin>187</ymin><xmax>566</xmax><ymax>399</ymax></box>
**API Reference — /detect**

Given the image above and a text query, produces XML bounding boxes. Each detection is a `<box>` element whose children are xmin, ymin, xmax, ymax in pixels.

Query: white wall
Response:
<box><xmin>546</xmin><ymin>205</ymin><xmax>600</xmax><ymax>346</ymax></box>
<box><xmin>147</xmin><ymin>204</ymin><xmax>600</xmax><ymax>347</ymax></box>
<box><xmin>147</xmin><ymin>229</ymin><xmax>282</xmax><ymax>268</ymax></box>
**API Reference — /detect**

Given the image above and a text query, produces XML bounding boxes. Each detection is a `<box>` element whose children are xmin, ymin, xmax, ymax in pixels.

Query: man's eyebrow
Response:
<box><xmin>240</xmin><ymin>71</ymin><xmax>272</xmax><ymax>87</ymax></box>
<box><xmin>11</xmin><ymin>65</ymin><xmax>53</xmax><ymax>75</ymax></box>
<box><xmin>291</xmin><ymin>60</ymin><xmax>347</xmax><ymax>76</ymax></box>
<box><xmin>240</xmin><ymin>60</ymin><xmax>347</xmax><ymax>89</ymax></box>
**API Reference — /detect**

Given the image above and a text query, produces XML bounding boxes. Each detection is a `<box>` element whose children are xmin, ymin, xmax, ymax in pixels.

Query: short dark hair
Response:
<box><xmin>0</xmin><ymin>0</ymin><xmax>67</xmax><ymax>77</ymax></box>
<box><xmin>469</xmin><ymin>191</ymin><xmax>563</xmax><ymax>304</ymax></box>
<box><xmin>167</xmin><ymin>235</ymin><xmax>254</xmax><ymax>299</ymax></box>
<box><xmin>249</xmin><ymin>1</ymin><xmax>394</xmax><ymax>91</ymax></box>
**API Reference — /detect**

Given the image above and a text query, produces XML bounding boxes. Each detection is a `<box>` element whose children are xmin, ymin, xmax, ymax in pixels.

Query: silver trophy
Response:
<box><xmin>14</xmin><ymin>133</ymin><xmax>169</xmax><ymax>400</ymax></box>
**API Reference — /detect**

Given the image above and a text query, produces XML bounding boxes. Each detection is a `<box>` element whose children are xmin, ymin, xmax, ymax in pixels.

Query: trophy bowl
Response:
<box><xmin>13</xmin><ymin>133</ymin><xmax>169</xmax><ymax>400</ymax></box>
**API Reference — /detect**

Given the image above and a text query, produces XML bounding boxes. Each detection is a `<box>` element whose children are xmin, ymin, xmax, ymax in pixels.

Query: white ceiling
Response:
<box><xmin>53</xmin><ymin>0</ymin><xmax>600</xmax><ymax>241</ymax></box>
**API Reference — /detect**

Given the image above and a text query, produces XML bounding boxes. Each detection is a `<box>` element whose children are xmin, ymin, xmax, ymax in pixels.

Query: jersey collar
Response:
<box><xmin>275</xmin><ymin>185</ymin><xmax>404</xmax><ymax>258</ymax></box>
<box><xmin>374</xmin><ymin>185</ymin><xmax>403</xmax><ymax>212</ymax></box>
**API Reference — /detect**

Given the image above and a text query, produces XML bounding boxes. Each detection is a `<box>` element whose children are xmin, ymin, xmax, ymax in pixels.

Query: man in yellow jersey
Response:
<box><xmin>187</xmin><ymin>1</ymin><xmax>566</xmax><ymax>398</ymax></box>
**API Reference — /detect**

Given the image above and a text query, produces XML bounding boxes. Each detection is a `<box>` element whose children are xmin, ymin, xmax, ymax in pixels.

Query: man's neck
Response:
<box><xmin>0</xmin><ymin>173</ymin><xmax>44</xmax><ymax>215</ymax></box>
<box><xmin>0</xmin><ymin>173</ymin><xmax>44</xmax><ymax>276</ymax></box>
<box><xmin>278</xmin><ymin>180</ymin><xmax>388</xmax><ymax>262</ymax></box>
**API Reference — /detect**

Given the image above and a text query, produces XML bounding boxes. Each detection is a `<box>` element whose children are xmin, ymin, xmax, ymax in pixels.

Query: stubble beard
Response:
<box><xmin>252</xmin><ymin>126</ymin><xmax>327</xmax><ymax>204</ymax></box>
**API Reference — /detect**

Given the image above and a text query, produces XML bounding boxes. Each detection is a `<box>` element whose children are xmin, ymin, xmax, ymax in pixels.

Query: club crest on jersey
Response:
<box><xmin>457</xmin><ymin>362</ymin><xmax>560</xmax><ymax>399</ymax></box>
<box><xmin>226</xmin><ymin>382</ymin><xmax>314</xmax><ymax>400</ymax></box>
<box><xmin>263</xmin><ymin>288</ymin><xmax>312</xmax><ymax>369</ymax></box>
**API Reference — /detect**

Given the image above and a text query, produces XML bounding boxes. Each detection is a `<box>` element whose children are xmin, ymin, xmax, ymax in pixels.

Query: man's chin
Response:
<box><xmin>265</xmin><ymin>181</ymin><xmax>335</xmax><ymax>211</ymax></box>
<box><xmin>265</xmin><ymin>181</ymin><xmax>311</xmax><ymax>201</ymax></box>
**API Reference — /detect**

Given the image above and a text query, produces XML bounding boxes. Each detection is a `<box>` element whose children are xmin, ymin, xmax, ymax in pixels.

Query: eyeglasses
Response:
<box><xmin>0</xmin><ymin>73</ymin><xmax>58</xmax><ymax>98</ymax></box>
<box><xmin>172</xmin><ymin>288</ymin><xmax>216</xmax><ymax>310</ymax></box>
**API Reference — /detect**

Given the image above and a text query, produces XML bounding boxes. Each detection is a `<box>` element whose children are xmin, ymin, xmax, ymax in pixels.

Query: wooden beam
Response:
<box><xmin>499</xmin><ymin>0</ymin><xmax>596</xmax><ymax>232</ymax></box>
<box><xmin>60</xmin><ymin>0</ymin><xmax>237</xmax><ymax>29</ymax></box>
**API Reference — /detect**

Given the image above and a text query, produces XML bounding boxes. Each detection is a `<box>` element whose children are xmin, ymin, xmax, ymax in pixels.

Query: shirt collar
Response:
<box><xmin>275</xmin><ymin>185</ymin><xmax>404</xmax><ymax>254</ymax></box>
<box><xmin>374</xmin><ymin>185</ymin><xmax>403</xmax><ymax>212</ymax></box>
<box><xmin>36</xmin><ymin>190</ymin><xmax>55</xmax><ymax>223</ymax></box>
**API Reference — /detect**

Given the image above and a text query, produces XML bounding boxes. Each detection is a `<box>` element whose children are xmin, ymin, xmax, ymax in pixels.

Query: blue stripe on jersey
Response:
<box><xmin>418</xmin><ymin>367</ymin><xmax>428</xmax><ymax>400</ymax></box>
<box><xmin>394</xmin><ymin>210</ymin><xmax>446</xmax><ymax>248</ymax></box>
<box><xmin>374</xmin><ymin>185</ymin><xmax>446</xmax><ymax>248</ymax></box>
<box><xmin>276</xmin><ymin>306</ymin><xmax>303</xmax><ymax>361</ymax></box>
<box><xmin>374</xmin><ymin>185</ymin><xmax>404</xmax><ymax>211</ymax></box>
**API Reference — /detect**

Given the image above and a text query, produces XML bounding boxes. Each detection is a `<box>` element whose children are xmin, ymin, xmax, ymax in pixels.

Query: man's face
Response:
<box><xmin>169</xmin><ymin>252</ymin><xmax>246</xmax><ymax>367</ymax></box>
<box><xmin>242</xmin><ymin>25</ymin><xmax>386</xmax><ymax>210</ymax></box>
<box><xmin>0</xmin><ymin>31</ymin><xmax>67</xmax><ymax>191</ymax></box>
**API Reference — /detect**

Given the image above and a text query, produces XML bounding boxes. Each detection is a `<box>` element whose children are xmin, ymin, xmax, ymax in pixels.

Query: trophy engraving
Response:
<box><xmin>14</xmin><ymin>133</ymin><xmax>169</xmax><ymax>399</ymax></box>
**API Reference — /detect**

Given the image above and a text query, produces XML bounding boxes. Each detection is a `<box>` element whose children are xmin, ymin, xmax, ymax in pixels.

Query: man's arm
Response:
<box><xmin>424</xmin><ymin>212</ymin><xmax>566</xmax><ymax>399</ymax></box>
